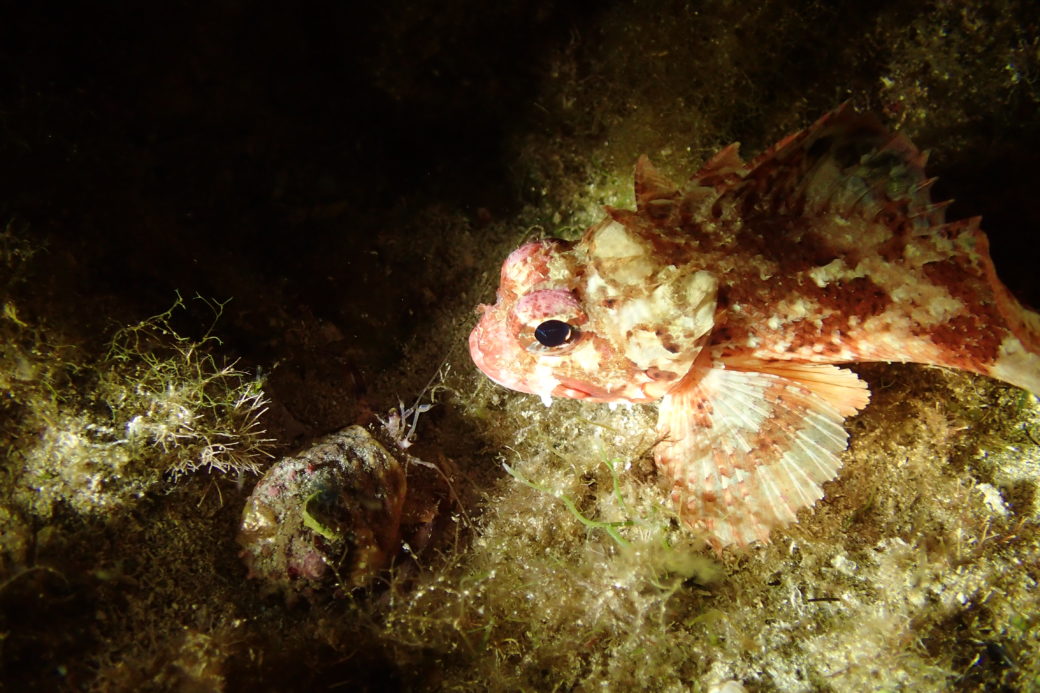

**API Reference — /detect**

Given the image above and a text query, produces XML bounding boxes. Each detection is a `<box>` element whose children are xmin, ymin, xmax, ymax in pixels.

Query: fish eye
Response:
<box><xmin>534</xmin><ymin>319</ymin><xmax>576</xmax><ymax>347</ymax></box>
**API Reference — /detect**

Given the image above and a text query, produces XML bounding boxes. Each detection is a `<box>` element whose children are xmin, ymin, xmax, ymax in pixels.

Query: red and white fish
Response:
<box><xmin>469</xmin><ymin>105</ymin><xmax>1040</xmax><ymax>549</ymax></box>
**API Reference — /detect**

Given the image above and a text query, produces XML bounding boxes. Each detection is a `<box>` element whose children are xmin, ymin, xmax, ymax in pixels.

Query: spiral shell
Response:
<box><xmin>237</xmin><ymin>426</ymin><xmax>406</xmax><ymax>597</ymax></box>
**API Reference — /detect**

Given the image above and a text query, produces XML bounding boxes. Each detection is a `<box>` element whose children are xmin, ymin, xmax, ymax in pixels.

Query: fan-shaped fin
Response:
<box><xmin>720</xmin><ymin>358</ymin><xmax>871</xmax><ymax>416</ymax></box>
<box><xmin>655</xmin><ymin>361</ymin><xmax>869</xmax><ymax>550</ymax></box>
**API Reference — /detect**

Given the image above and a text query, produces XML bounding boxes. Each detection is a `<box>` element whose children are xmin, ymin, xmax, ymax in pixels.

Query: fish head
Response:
<box><xmin>469</xmin><ymin>214</ymin><xmax>718</xmax><ymax>404</ymax></box>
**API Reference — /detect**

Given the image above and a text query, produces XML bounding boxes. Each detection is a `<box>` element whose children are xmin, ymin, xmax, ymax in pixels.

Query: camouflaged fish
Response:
<box><xmin>469</xmin><ymin>105</ymin><xmax>1040</xmax><ymax>549</ymax></box>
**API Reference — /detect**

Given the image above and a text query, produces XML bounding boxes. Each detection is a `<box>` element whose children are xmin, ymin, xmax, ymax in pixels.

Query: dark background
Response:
<box><xmin>3</xmin><ymin>1</ymin><xmax>1038</xmax><ymax>381</ymax></box>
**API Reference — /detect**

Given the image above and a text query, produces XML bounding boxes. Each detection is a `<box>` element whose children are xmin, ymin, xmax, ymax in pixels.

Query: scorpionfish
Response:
<box><xmin>469</xmin><ymin>105</ymin><xmax>1040</xmax><ymax>549</ymax></box>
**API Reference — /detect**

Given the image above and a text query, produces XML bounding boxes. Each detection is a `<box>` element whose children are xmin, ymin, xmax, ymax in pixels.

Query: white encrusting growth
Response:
<box><xmin>808</xmin><ymin>258</ymin><xmax>862</xmax><ymax>288</ymax></box>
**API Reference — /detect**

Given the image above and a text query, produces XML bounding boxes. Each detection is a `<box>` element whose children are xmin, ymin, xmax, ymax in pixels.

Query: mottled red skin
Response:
<box><xmin>469</xmin><ymin>105</ymin><xmax>1040</xmax><ymax>548</ymax></box>
<box><xmin>632</xmin><ymin>109</ymin><xmax>1036</xmax><ymax>391</ymax></box>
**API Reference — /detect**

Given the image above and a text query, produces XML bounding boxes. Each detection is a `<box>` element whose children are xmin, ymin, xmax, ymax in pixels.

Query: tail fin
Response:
<box><xmin>978</xmin><ymin>232</ymin><xmax>1040</xmax><ymax>393</ymax></box>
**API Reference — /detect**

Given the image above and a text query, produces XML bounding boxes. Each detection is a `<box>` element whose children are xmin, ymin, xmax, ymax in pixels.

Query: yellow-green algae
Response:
<box><xmin>2</xmin><ymin>1</ymin><xmax>1040</xmax><ymax>691</ymax></box>
<box><xmin>0</xmin><ymin>288</ymin><xmax>271</xmax><ymax>518</ymax></box>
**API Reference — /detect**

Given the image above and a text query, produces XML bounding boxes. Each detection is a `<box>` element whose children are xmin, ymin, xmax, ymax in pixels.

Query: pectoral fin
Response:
<box><xmin>655</xmin><ymin>361</ymin><xmax>869</xmax><ymax>549</ymax></box>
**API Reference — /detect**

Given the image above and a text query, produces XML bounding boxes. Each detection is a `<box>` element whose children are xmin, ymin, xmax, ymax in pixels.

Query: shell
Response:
<box><xmin>237</xmin><ymin>425</ymin><xmax>406</xmax><ymax>597</ymax></box>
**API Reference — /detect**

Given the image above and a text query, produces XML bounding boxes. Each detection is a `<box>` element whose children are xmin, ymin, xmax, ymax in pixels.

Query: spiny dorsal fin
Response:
<box><xmin>692</xmin><ymin>142</ymin><xmax>745</xmax><ymax>182</ymax></box>
<box><xmin>735</xmin><ymin>104</ymin><xmax>945</xmax><ymax>228</ymax></box>
<box><xmin>634</xmin><ymin>155</ymin><xmax>680</xmax><ymax>219</ymax></box>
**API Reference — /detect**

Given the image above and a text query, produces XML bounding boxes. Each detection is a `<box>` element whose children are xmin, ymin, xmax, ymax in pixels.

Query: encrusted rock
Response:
<box><xmin>238</xmin><ymin>425</ymin><xmax>406</xmax><ymax>597</ymax></box>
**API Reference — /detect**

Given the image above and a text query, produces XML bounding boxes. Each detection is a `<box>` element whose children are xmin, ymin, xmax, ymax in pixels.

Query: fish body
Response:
<box><xmin>469</xmin><ymin>105</ymin><xmax>1040</xmax><ymax>548</ymax></box>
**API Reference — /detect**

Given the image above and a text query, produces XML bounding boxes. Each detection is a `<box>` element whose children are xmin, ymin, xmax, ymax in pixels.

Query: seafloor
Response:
<box><xmin>1</xmin><ymin>2</ymin><xmax>1038</xmax><ymax>691</ymax></box>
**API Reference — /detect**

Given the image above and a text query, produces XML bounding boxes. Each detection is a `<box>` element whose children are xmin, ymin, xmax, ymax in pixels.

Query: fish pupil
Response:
<box><xmin>534</xmin><ymin>319</ymin><xmax>574</xmax><ymax>347</ymax></box>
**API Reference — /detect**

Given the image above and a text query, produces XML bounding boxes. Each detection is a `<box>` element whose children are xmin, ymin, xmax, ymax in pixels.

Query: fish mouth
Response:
<box><xmin>551</xmin><ymin>381</ymin><xmax>600</xmax><ymax>400</ymax></box>
<box><xmin>554</xmin><ymin>377</ymin><xmax>654</xmax><ymax>403</ymax></box>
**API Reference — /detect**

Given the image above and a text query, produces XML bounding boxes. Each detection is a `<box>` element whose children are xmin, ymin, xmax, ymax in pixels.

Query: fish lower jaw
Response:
<box><xmin>548</xmin><ymin>377</ymin><xmax>666</xmax><ymax>404</ymax></box>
